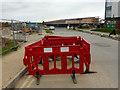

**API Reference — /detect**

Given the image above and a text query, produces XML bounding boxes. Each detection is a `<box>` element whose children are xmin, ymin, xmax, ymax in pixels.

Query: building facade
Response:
<box><xmin>66</xmin><ymin>17</ymin><xmax>99</xmax><ymax>24</ymax></box>
<box><xmin>46</xmin><ymin>17</ymin><xmax>99</xmax><ymax>27</ymax></box>
<box><xmin>105</xmin><ymin>0</ymin><xmax>120</xmax><ymax>29</ymax></box>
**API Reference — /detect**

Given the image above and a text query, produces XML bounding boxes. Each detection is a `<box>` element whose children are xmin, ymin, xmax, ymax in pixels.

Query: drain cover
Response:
<box><xmin>92</xmin><ymin>43</ymin><xmax>110</xmax><ymax>47</ymax></box>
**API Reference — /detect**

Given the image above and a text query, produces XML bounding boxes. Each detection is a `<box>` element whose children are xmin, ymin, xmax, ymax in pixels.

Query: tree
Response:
<box><xmin>2</xmin><ymin>22</ymin><xmax>11</xmax><ymax>27</ymax></box>
<box><xmin>42</xmin><ymin>21</ymin><xmax>45</xmax><ymax>25</ymax></box>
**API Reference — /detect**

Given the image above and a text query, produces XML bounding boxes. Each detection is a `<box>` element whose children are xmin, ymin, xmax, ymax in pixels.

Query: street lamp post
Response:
<box><xmin>23</xmin><ymin>22</ymin><xmax>27</xmax><ymax>42</ymax></box>
<box><xmin>113</xmin><ymin>14</ymin><xmax>115</xmax><ymax>29</ymax></box>
<box><xmin>79</xmin><ymin>18</ymin><xmax>82</xmax><ymax>28</ymax></box>
<box><xmin>11</xmin><ymin>20</ymin><xmax>17</xmax><ymax>50</ymax></box>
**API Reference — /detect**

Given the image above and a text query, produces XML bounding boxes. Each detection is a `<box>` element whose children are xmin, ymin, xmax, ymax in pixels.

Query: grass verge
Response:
<box><xmin>91</xmin><ymin>28</ymin><xmax>120</xmax><ymax>34</ymax></box>
<box><xmin>2</xmin><ymin>40</ymin><xmax>18</xmax><ymax>55</ymax></box>
<box><xmin>42</xmin><ymin>28</ymin><xmax>48</xmax><ymax>30</ymax></box>
<box><xmin>43</xmin><ymin>28</ymin><xmax>54</xmax><ymax>34</ymax></box>
<box><xmin>46</xmin><ymin>29</ymin><xmax>53</xmax><ymax>33</ymax></box>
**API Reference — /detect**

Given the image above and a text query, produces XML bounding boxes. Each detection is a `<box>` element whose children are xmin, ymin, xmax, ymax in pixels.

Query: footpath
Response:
<box><xmin>2</xmin><ymin>30</ymin><xmax>48</xmax><ymax>88</ymax></box>
<box><xmin>78</xmin><ymin>29</ymin><xmax>120</xmax><ymax>41</ymax></box>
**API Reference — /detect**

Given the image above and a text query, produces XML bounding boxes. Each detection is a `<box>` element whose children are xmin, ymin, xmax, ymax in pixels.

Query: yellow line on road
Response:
<box><xmin>20</xmin><ymin>75</ymin><xmax>32</xmax><ymax>88</ymax></box>
<box><xmin>26</xmin><ymin>78</ymin><xmax>35</xmax><ymax>88</ymax></box>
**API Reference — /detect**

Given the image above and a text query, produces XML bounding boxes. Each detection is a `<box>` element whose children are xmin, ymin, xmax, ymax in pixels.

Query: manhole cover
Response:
<box><xmin>92</xmin><ymin>43</ymin><xmax>110</xmax><ymax>47</ymax></box>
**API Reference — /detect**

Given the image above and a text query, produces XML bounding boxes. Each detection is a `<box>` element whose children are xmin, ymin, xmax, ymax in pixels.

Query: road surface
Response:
<box><xmin>13</xmin><ymin>28</ymin><xmax>118</xmax><ymax>88</ymax></box>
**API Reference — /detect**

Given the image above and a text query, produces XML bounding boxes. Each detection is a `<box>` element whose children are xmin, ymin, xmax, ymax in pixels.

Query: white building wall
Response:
<box><xmin>111</xmin><ymin>2</ymin><xmax>119</xmax><ymax>17</ymax></box>
<box><xmin>106</xmin><ymin>0</ymin><xmax>120</xmax><ymax>18</ymax></box>
<box><xmin>118</xmin><ymin>1</ymin><xmax>120</xmax><ymax>17</ymax></box>
<box><xmin>106</xmin><ymin>10</ymin><xmax>111</xmax><ymax>17</ymax></box>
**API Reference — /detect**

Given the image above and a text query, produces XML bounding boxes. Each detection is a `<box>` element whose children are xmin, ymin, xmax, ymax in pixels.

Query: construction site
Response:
<box><xmin>0</xmin><ymin>0</ymin><xmax>120</xmax><ymax>89</ymax></box>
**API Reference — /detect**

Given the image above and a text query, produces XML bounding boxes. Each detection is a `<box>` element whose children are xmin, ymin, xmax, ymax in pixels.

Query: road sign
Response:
<box><xmin>106</xmin><ymin>24</ymin><xmax>116</xmax><ymax>28</ymax></box>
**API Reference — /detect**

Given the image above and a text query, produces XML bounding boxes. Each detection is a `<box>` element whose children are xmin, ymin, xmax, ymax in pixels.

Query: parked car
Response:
<box><xmin>49</xmin><ymin>26</ymin><xmax>55</xmax><ymax>30</ymax></box>
<box><xmin>82</xmin><ymin>24</ymin><xmax>89</xmax><ymax>28</ymax></box>
<box><xmin>43</xmin><ymin>25</ymin><xmax>47</xmax><ymax>28</ymax></box>
<box><xmin>18</xmin><ymin>30</ymin><xmax>23</xmax><ymax>33</ymax></box>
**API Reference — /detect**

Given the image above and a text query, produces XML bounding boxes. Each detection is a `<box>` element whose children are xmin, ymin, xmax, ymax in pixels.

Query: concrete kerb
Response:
<box><xmin>78</xmin><ymin>29</ymin><xmax>120</xmax><ymax>41</ymax></box>
<box><xmin>2</xmin><ymin>67</ymin><xmax>28</xmax><ymax>89</ymax></box>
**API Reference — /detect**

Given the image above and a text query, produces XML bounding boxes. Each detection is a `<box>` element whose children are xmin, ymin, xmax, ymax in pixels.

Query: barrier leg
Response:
<box><xmin>36</xmin><ymin>71</ymin><xmax>40</xmax><ymax>85</ymax></box>
<box><xmin>71</xmin><ymin>70</ymin><xmax>77</xmax><ymax>84</ymax></box>
<box><xmin>81</xmin><ymin>68</ymin><xmax>97</xmax><ymax>74</ymax></box>
<box><xmin>81</xmin><ymin>56</ymin><xmax>97</xmax><ymax>74</ymax></box>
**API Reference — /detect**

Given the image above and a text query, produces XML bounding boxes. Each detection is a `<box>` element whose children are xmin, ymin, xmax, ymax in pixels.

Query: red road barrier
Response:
<box><xmin>23</xmin><ymin>36</ymin><xmax>93</xmax><ymax>84</ymax></box>
<box><xmin>42</xmin><ymin>36</ymin><xmax>81</xmax><ymax>46</ymax></box>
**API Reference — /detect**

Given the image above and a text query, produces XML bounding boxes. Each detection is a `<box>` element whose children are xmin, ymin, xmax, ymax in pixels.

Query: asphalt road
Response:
<box><xmin>13</xmin><ymin>28</ymin><xmax>118</xmax><ymax>88</ymax></box>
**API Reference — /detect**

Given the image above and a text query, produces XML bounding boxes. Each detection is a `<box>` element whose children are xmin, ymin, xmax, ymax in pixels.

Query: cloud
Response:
<box><xmin>1</xmin><ymin>1</ymin><xmax>105</xmax><ymax>22</ymax></box>
<box><xmin>2</xmin><ymin>0</ymin><xmax>105</xmax><ymax>3</ymax></box>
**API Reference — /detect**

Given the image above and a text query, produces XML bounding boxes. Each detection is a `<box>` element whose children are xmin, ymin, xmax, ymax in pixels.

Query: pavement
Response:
<box><xmin>82</xmin><ymin>29</ymin><xmax>109</xmax><ymax>35</ymax></box>
<box><xmin>80</xmin><ymin>29</ymin><xmax>120</xmax><ymax>38</ymax></box>
<box><xmin>10</xmin><ymin>28</ymin><xmax>118</xmax><ymax>88</ymax></box>
<box><xmin>0</xmin><ymin>30</ymin><xmax>2</xmax><ymax>89</ymax></box>
<box><xmin>0</xmin><ymin>56</ymin><xmax>2</xmax><ymax>89</ymax></box>
<box><xmin>2</xmin><ymin>30</ymin><xmax>47</xmax><ymax>88</ymax></box>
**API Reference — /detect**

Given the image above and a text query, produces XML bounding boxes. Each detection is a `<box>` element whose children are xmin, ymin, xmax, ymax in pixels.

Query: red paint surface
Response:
<box><xmin>23</xmin><ymin>36</ymin><xmax>91</xmax><ymax>75</ymax></box>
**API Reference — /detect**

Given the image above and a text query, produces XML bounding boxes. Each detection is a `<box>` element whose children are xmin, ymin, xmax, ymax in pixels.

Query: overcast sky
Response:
<box><xmin>1</xmin><ymin>0</ymin><xmax>106</xmax><ymax>22</ymax></box>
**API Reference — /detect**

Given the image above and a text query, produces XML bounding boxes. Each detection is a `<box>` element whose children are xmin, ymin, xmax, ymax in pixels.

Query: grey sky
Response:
<box><xmin>1</xmin><ymin>0</ymin><xmax>106</xmax><ymax>22</ymax></box>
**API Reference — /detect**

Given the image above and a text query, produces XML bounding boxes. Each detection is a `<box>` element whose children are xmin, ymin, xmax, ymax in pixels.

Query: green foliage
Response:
<box><xmin>42</xmin><ymin>21</ymin><xmax>45</xmax><ymax>25</ymax></box>
<box><xmin>91</xmin><ymin>28</ymin><xmax>120</xmax><ymax>34</ymax></box>
<box><xmin>68</xmin><ymin>28</ymin><xmax>73</xmax><ymax>30</ymax></box>
<box><xmin>42</xmin><ymin>28</ymin><xmax>53</xmax><ymax>33</ymax></box>
<box><xmin>2</xmin><ymin>22</ymin><xmax>11</xmax><ymax>27</ymax></box>
<box><xmin>79</xmin><ymin>30</ymin><xmax>83</xmax><ymax>32</ymax></box>
<box><xmin>42</xmin><ymin>28</ymin><xmax>48</xmax><ymax>30</ymax></box>
<box><xmin>2</xmin><ymin>40</ymin><xmax>18</xmax><ymax>55</ymax></box>
<box><xmin>46</xmin><ymin>29</ymin><xmax>53</xmax><ymax>33</ymax></box>
<box><xmin>29</xmin><ymin>32</ymin><xmax>33</xmax><ymax>35</ymax></box>
<box><xmin>68</xmin><ymin>28</ymin><xmax>77</xmax><ymax>31</ymax></box>
<box><xmin>115</xmin><ymin>37</ymin><xmax>120</xmax><ymax>40</ymax></box>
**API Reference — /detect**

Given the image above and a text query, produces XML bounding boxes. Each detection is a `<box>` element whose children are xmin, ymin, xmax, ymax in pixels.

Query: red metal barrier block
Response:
<box><xmin>23</xmin><ymin>36</ymin><xmax>95</xmax><ymax>85</ymax></box>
